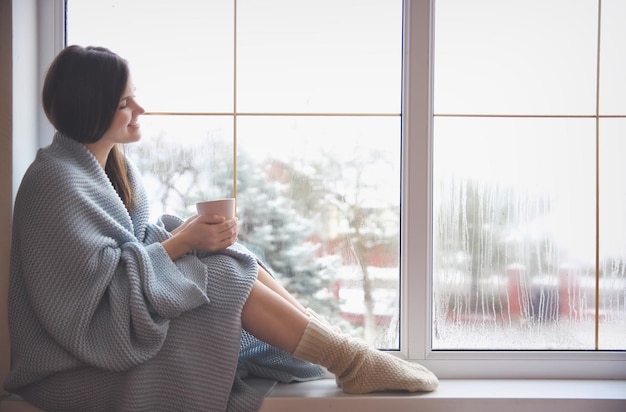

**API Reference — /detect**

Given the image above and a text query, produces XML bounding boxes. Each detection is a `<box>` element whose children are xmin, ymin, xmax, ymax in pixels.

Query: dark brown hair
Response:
<box><xmin>42</xmin><ymin>45</ymin><xmax>134</xmax><ymax>210</ymax></box>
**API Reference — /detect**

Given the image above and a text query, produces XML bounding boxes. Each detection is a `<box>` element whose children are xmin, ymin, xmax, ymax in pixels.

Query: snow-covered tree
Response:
<box><xmin>129</xmin><ymin>136</ymin><xmax>341</xmax><ymax>322</ymax></box>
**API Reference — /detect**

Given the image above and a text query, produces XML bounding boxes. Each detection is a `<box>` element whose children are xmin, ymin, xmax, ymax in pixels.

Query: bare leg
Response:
<box><xmin>241</xmin><ymin>278</ymin><xmax>308</xmax><ymax>354</ymax></box>
<box><xmin>241</xmin><ymin>269</ymin><xmax>439</xmax><ymax>394</ymax></box>
<box><xmin>256</xmin><ymin>265</ymin><xmax>306</xmax><ymax>313</ymax></box>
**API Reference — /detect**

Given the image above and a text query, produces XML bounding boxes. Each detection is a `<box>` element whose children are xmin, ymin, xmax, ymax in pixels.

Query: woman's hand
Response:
<box><xmin>170</xmin><ymin>213</ymin><xmax>199</xmax><ymax>235</ymax></box>
<box><xmin>183</xmin><ymin>214</ymin><xmax>239</xmax><ymax>252</ymax></box>
<box><xmin>162</xmin><ymin>214</ymin><xmax>239</xmax><ymax>260</ymax></box>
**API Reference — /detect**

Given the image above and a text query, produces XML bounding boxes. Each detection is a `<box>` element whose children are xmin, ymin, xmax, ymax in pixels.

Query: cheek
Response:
<box><xmin>111</xmin><ymin>112</ymin><xmax>131</xmax><ymax>132</ymax></box>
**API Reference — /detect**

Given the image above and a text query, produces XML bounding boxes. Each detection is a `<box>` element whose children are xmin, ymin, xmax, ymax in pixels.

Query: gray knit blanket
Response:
<box><xmin>4</xmin><ymin>133</ymin><xmax>324</xmax><ymax>411</ymax></box>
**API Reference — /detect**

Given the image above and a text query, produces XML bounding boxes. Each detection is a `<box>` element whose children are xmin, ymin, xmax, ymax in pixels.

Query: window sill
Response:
<box><xmin>259</xmin><ymin>378</ymin><xmax>626</xmax><ymax>412</ymax></box>
<box><xmin>2</xmin><ymin>378</ymin><xmax>625</xmax><ymax>412</ymax></box>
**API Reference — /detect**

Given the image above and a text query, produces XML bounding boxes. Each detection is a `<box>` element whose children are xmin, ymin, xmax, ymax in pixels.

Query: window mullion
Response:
<box><xmin>402</xmin><ymin>0</ymin><xmax>434</xmax><ymax>362</ymax></box>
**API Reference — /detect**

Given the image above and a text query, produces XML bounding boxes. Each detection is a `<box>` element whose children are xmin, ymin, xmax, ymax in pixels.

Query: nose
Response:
<box><xmin>133</xmin><ymin>99</ymin><xmax>145</xmax><ymax>115</ymax></box>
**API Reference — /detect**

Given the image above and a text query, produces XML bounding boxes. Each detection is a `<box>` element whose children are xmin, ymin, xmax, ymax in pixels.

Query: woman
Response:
<box><xmin>5</xmin><ymin>45</ymin><xmax>438</xmax><ymax>412</ymax></box>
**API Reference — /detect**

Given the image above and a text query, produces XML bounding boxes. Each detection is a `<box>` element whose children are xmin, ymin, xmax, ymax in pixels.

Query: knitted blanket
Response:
<box><xmin>5</xmin><ymin>133</ymin><xmax>324</xmax><ymax>411</ymax></box>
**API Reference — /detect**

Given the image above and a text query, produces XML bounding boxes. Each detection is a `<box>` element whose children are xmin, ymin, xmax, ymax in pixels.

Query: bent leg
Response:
<box><xmin>241</xmin><ymin>279</ymin><xmax>308</xmax><ymax>354</ymax></box>
<box><xmin>256</xmin><ymin>265</ymin><xmax>306</xmax><ymax>313</ymax></box>
<box><xmin>243</xmin><ymin>266</ymin><xmax>439</xmax><ymax>394</ymax></box>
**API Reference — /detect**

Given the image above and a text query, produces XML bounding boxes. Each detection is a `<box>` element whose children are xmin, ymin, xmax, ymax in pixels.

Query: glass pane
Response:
<box><xmin>67</xmin><ymin>0</ymin><xmax>402</xmax><ymax>349</ymax></box>
<box><xmin>432</xmin><ymin>117</ymin><xmax>597</xmax><ymax>350</ymax></box>
<box><xmin>598</xmin><ymin>119</ymin><xmax>626</xmax><ymax>349</ymax></box>
<box><xmin>599</xmin><ymin>0</ymin><xmax>626</xmax><ymax>115</ymax></box>
<box><xmin>434</xmin><ymin>0</ymin><xmax>598</xmax><ymax>115</ymax></box>
<box><xmin>126</xmin><ymin>115</ymin><xmax>235</xmax><ymax>220</ymax></box>
<box><xmin>67</xmin><ymin>0</ymin><xmax>234</xmax><ymax>113</ymax></box>
<box><xmin>237</xmin><ymin>116</ymin><xmax>401</xmax><ymax>347</ymax></box>
<box><xmin>237</xmin><ymin>0</ymin><xmax>402</xmax><ymax>113</ymax></box>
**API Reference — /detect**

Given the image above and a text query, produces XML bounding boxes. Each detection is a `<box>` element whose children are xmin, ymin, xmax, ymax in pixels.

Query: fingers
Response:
<box><xmin>204</xmin><ymin>227</ymin><xmax>238</xmax><ymax>251</ymax></box>
<box><xmin>195</xmin><ymin>216</ymin><xmax>239</xmax><ymax>251</ymax></box>
<box><xmin>196</xmin><ymin>214</ymin><xmax>226</xmax><ymax>224</ymax></box>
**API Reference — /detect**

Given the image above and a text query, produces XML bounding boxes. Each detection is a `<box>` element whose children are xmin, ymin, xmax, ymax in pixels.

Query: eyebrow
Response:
<box><xmin>119</xmin><ymin>92</ymin><xmax>135</xmax><ymax>103</ymax></box>
<box><xmin>120</xmin><ymin>87</ymin><xmax>137</xmax><ymax>102</ymax></box>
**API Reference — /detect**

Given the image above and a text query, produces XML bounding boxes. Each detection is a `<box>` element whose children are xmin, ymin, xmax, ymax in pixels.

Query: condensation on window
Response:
<box><xmin>432</xmin><ymin>0</ymin><xmax>626</xmax><ymax>350</ymax></box>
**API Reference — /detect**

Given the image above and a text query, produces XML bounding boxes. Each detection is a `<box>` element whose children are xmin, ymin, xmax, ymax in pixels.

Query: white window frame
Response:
<box><xmin>9</xmin><ymin>0</ymin><xmax>625</xmax><ymax>382</ymax></box>
<box><xmin>404</xmin><ymin>0</ymin><xmax>624</xmax><ymax>379</ymax></box>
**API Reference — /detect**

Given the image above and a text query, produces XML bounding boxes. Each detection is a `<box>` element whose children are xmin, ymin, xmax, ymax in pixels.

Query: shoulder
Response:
<box><xmin>16</xmin><ymin>147</ymin><xmax>69</xmax><ymax>202</ymax></box>
<box><xmin>20</xmin><ymin>135</ymin><xmax>99</xmax><ymax>185</ymax></box>
<box><xmin>14</xmin><ymin>136</ymin><xmax>110</xmax><ymax>216</ymax></box>
<box><xmin>17</xmin><ymin>141</ymin><xmax>83</xmax><ymax>195</ymax></box>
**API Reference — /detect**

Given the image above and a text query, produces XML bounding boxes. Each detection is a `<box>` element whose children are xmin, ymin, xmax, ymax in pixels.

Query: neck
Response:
<box><xmin>84</xmin><ymin>141</ymin><xmax>113</xmax><ymax>169</ymax></box>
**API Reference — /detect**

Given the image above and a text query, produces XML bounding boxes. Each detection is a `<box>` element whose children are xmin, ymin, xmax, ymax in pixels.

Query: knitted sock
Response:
<box><xmin>304</xmin><ymin>308</ymin><xmax>342</xmax><ymax>386</ymax></box>
<box><xmin>294</xmin><ymin>313</ymin><xmax>439</xmax><ymax>394</ymax></box>
<box><xmin>305</xmin><ymin>307</ymin><xmax>340</xmax><ymax>331</ymax></box>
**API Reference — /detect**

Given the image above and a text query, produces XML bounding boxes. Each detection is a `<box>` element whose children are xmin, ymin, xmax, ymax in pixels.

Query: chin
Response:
<box><xmin>129</xmin><ymin>131</ymin><xmax>142</xmax><ymax>142</ymax></box>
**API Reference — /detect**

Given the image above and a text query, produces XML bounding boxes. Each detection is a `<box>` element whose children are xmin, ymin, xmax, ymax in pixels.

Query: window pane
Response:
<box><xmin>599</xmin><ymin>119</ymin><xmax>626</xmax><ymax>349</ymax></box>
<box><xmin>237</xmin><ymin>116</ymin><xmax>401</xmax><ymax>347</ymax></box>
<box><xmin>66</xmin><ymin>0</ymin><xmax>403</xmax><ymax>348</ymax></box>
<box><xmin>237</xmin><ymin>0</ymin><xmax>402</xmax><ymax>113</ymax></box>
<box><xmin>434</xmin><ymin>0</ymin><xmax>598</xmax><ymax>115</ymax></box>
<box><xmin>126</xmin><ymin>115</ymin><xmax>235</xmax><ymax>220</ymax></box>
<box><xmin>67</xmin><ymin>0</ymin><xmax>234</xmax><ymax>112</ymax></box>
<box><xmin>600</xmin><ymin>0</ymin><xmax>626</xmax><ymax>115</ymax></box>
<box><xmin>432</xmin><ymin>117</ymin><xmax>598</xmax><ymax>350</ymax></box>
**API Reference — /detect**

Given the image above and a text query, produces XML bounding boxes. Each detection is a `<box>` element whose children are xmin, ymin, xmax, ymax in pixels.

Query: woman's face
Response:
<box><xmin>99</xmin><ymin>75</ymin><xmax>145</xmax><ymax>147</ymax></box>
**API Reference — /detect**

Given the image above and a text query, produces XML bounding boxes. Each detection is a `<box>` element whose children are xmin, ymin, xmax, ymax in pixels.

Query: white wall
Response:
<box><xmin>11</xmin><ymin>0</ymin><xmax>39</xmax><ymax>197</ymax></box>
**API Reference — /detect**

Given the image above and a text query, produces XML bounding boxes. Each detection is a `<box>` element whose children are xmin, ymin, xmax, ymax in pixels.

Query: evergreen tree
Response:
<box><xmin>235</xmin><ymin>152</ymin><xmax>341</xmax><ymax>320</ymax></box>
<box><xmin>129</xmin><ymin>136</ymin><xmax>341</xmax><ymax>321</ymax></box>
